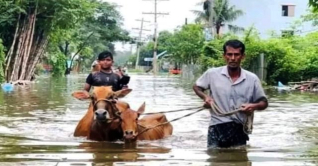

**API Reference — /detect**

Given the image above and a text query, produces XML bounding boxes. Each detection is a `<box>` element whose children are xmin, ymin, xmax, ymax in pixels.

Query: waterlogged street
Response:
<box><xmin>0</xmin><ymin>74</ymin><xmax>318</xmax><ymax>166</ymax></box>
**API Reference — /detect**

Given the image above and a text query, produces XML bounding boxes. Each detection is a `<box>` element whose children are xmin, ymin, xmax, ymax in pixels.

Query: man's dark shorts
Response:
<box><xmin>208</xmin><ymin>121</ymin><xmax>249</xmax><ymax>148</ymax></box>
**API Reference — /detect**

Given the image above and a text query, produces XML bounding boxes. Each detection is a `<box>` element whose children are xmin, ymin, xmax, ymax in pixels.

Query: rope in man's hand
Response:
<box><xmin>209</xmin><ymin>102</ymin><xmax>254</xmax><ymax>134</ymax></box>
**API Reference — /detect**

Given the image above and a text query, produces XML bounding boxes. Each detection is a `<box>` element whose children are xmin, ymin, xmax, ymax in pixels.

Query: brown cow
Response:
<box><xmin>72</xmin><ymin>86</ymin><xmax>132</xmax><ymax>141</ymax></box>
<box><xmin>119</xmin><ymin>102</ymin><xmax>173</xmax><ymax>144</ymax></box>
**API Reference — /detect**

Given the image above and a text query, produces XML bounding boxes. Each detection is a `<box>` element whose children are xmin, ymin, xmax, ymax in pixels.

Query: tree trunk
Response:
<box><xmin>27</xmin><ymin>30</ymin><xmax>43</xmax><ymax>73</ymax></box>
<box><xmin>6</xmin><ymin>3</ymin><xmax>48</xmax><ymax>83</ymax></box>
<box><xmin>25</xmin><ymin>33</ymin><xmax>47</xmax><ymax>80</ymax></box>
<box><xmin>26</xmin><ymin>38</ymin><xmax>48</xmax><ymax>80</ymax></box>
<box><xmin>10</xmin><ymin>16</ymin><xmax>28</xmax><ymax>82</ymax></box>
<box><xmin>215</xmin><ymin>24</ymin><xmax>221</xmax><ymax>38</ymax></box>
<box><xmin>18</xmin><ymin>14</ymin><xmax>32</xmax><ymax>79</ymax></box>
<box><xmin>64</xmin><ymin>41</ymin><xmax>69</xmax><ymax>56</ymax></box>
<box><xmin>5</xmin><ymin>14</ymin><xmax>21</xmax><ymax>81</ymax></box>
<box><xmin>19</xmin><ymin>7</ymin><xmax>37</xmax><ymax>80</ymax></box>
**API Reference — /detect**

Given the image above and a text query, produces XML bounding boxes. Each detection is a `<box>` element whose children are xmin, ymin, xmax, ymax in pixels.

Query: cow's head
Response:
<box><xmin>72</xmin><ymin>86</ymin><xmax>132</xmax><ymax>123</ymax></box>
<box><xmin>119</xmin><ymin>102</ymin><xmax>145</xmax><ymax>142</ymax></box>
<box><xmin>91</xmin><ymin>61</ymin><xmax>101</xmax><ymax>73</ymax></box>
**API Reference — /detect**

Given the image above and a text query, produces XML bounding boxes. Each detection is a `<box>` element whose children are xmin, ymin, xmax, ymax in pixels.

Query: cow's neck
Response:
<box><xmin>89</xmin><ymin>120</ymin><xmax>123</xmax><ymax>141</ymax></box>
<box><xmin>89</xmin><ymin>121</ymin><xmax>111</xmax><ymax>141</ymax></box>
<box><xmin>136</xmin><ymin>124</ymin><xmax>146</xmax><ymax>140</ymax></box>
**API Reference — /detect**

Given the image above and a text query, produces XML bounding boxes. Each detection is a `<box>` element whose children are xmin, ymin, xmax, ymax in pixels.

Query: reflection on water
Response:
<box><xmin>0</xmin><ymin>74</ymin><xmax>318</xmax><ymax>166</ymax></box>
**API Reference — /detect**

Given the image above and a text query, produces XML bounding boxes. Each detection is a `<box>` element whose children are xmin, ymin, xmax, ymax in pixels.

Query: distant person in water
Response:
<box><xmin>84</xmin><ymin>51</ymin><xmax>130</xmax><ymax>92</ymax></box>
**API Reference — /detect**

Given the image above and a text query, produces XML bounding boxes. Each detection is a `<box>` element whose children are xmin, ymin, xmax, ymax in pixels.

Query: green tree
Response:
<box><xmin>192</xmin><ymin>0</ymin><xmax>244</xmax><ymax>37</ymax></box>
<box><xmin>309</xmin><ymin>0</ymin><xmax>318</xmax><ymax>12</ymax></box>
<box><xmin>0</xmin><ymin>0</ymin><xmax>96</xmax><ymax>81</ymax></box>
<box><xmin>200</xmin><ymin>26</ymin><xmax>318</xmax><ymax>85</ymax></box>
<box><xmin>0</xmin><ymin>0</ymin><xmax>130</xmax><ymax>80</ymax></box>
<box><xmin>157</xmin><ymin>31</ymin><xmax>174</xmax><ymax>51</ymax></box>
<box><xmin>166</xmin><ymin>24</ymin><xmax>205</xmax><ymax>65</ymax></box>
<box><xmin>54</xmin><ymin>1</ymin><xmax>130</xmax><ymax>75</ymax></box>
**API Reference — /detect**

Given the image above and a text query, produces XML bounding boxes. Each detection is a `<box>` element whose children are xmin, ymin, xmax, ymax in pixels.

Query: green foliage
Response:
<box><xmin>49</xmin><ymin>0</ymin><xmax>131</xmax><ymax>73</ymax></box>
<box><xmin>90</xmin><ymin>1</ymin><xmax>130</xmax><ymax>42</ymax></box>
<box><xmin>50</xmin><ymin>52</ymin><xmax>66</xmax><ymax>77</ymax></box>
<box><xmin>138</xmin><ymin>12</ymin><xmax>318</xmax><ymax>86</ymax></box>
<box><xmin>0</xmin><ymin>0</ymin><xmax>102</xmax><ymax>78</ymax></box>
<box><xmin>0</xmin><ymin>0</ymin><xmax>131</xmax><ymax>78</ymax></box>
<box><xmin>128</xmin><ymin>55</ymin><xmax>137</xmax><ymax>67</ymax></box>
<box><xmin>139</xmin><ymin>25</ymin><xmax>205</xmax><ymax>67</ymax></box>
<box><xmin>165</xmin><ymin>24</ymin><xmax>205</xmax><ymax>64</ymax></box>
<box><xmin>200</xmin><ymin>32</ymin><xmax>239</xmax><ymax>71</ymax></box>
<box><xmin>157</xmin><ymin>31</ymin><xmax>173</xmax><ymax>51</ymax></box>
<box><xmin>34</xmin><ymin>63</ymin><xmax>45</xmax><ymax>75</ymax></box>
<box><xmin>199</xmin><ymin>26</ymin><xmax>318</xmax><ymax>85</ymax></box>
<box><xmin>38</xmin><ymin>0</ymin><xmax>96</xmax><ymax>32</ymax></box>
<box><xmin>309</xmin><ymin>0</ymin><xmax>318</xmax><ymax>12</ymax></box>
<box><xmin>0</xmin><ymin>0</ymin><xmax>25</xmax><ymax>48</ymax></box>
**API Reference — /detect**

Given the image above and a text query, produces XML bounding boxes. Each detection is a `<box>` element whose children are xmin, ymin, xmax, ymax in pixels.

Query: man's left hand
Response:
<box><xmin>240</xmin><ymin>103</ymin><xmax>257</xmax><ymax>113</ymax></box>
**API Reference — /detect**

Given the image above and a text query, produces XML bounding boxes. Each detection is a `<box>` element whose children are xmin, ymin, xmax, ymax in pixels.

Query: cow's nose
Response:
<box><xmin>125</xmin><ymin>130</ymin><xmax>133</xmax><ymax>136</ymax></box>
<box><xmin>95</xmin><ymin>109</ymin><xmax>107</xmax><ymax>120</ymax></box>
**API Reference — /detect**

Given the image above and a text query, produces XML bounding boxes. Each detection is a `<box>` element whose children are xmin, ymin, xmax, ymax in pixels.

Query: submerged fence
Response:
<box><xmin>248</xmin><ymin>53</ymin><xmax>267</xmax><ymax>82</ymax></box>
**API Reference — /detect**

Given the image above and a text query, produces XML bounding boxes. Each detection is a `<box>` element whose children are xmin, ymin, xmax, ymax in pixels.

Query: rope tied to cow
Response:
<box><xmin>137</xmin><ymin>107</ymin><xmax>206</xmax><ymax>137</ymax></box>
<box><xmin>136</xmin><ymin>102</ymin><xmax>253</xmax><ymax>137</ymax></box>
<box><xmin>140</xmin><ymin>106</ymin><xmax>203</xmax><ymax>115</ymax></box>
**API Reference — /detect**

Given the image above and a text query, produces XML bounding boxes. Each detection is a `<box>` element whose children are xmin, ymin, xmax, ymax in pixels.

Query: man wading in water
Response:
<box><xmin>193</xmin><ymin>39</ymin><xmax>268</xmax><ymax>148</ymax></box>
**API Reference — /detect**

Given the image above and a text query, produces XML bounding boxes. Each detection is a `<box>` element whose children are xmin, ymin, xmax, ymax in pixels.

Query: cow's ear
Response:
<box><xmin>113</xmin><ymin>88</ymin><xmax>132</xmax><ymax>98</ymax></box>
<box><xmin>137</xmin><ymin>102</ymin><xmax>146</xmax><ymax>117</ymax></box>
<box><xmin>72</xmin><ymin>90</ymin><xmax>90</xmax><ymax>100</ymax></box>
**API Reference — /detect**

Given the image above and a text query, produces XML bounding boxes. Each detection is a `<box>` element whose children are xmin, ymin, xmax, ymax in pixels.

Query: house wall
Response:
<box><xmin>224</xmin><ymin>0</ymin><xmax>314</xmax><ymax>38</ymax></box>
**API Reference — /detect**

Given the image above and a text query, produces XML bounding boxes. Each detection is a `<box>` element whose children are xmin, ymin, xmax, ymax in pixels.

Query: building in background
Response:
<box><xmin>223</xmin><ymin>0</ymin><xmax>315</xmax><ymax>38</ymax></box>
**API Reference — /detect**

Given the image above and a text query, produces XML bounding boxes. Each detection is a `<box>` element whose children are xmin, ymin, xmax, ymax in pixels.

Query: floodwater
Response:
<box><xmin>0</xmin><ymin>73</ymin><xmax>318</xmax><ymax>166</ymax></box>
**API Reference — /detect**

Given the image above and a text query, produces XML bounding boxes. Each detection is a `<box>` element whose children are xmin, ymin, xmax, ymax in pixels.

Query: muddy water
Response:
<box><xmin>0</xmin><ymin>74</ymin><xmax>318</xmax><ymax>166</ymax></box>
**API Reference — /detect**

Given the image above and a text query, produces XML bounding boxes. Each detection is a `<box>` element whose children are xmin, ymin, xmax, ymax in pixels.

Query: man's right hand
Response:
<box><xmin>203</xmin><ymin>96</ymin><xmax>214</xmax><ymax>108</ymax></box>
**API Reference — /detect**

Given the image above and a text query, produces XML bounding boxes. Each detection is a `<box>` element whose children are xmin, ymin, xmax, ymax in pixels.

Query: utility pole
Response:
<box><xmin>204</xmin><ymin>0</ymin><xmax>214</xmax><ymax>39</ymax></box>
<box><xmin>142</xmin><ymin>0</ymin><xmax>169</xmax><ymax>75</ymax></box>
<box><xmin>208</xmin><ymin>0</ymin><xmax>214</xmax><ymax>39</ymax></box>
<box><xmin>132</xmin><ymin>18</ymin><xmax>151</xmax><ymax>69</ymax></box>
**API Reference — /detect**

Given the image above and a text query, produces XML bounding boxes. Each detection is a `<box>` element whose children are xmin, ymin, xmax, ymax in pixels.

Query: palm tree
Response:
<box><xmin>192</xmin><ymin>0</ymin><xmax>244</xmax><ymax>37</ymax></box>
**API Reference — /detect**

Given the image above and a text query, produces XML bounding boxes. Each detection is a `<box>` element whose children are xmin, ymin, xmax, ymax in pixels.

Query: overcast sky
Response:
<box><xmin>105</xmin><ymin>0</ymin><xmax>203</xmax><ymax>51</ymax></box>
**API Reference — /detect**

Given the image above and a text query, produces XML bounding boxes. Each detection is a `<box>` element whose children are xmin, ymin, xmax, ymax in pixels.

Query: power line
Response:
<box><xmin>133</xmin><ymin>18</ymin><xmax>151</xmax><ymax>69</ymax></box>
<box><xmin>142</xmin><ymin>0</ymin><xmax>169</xmax><ymax>75</ymax></box>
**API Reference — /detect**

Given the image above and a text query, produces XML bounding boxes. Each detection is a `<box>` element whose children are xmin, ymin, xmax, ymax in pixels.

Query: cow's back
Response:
<box><xmin>137</xmin><ymin>113</ymin><xmax>173</xmax><ymax>140</ymax></box>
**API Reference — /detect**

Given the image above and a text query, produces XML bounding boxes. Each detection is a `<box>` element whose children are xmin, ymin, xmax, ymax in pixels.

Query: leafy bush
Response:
<box><xmin>200</xmin><ymin>27</ymin><xmax>318</xmax><ymax>85</ymax></box>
